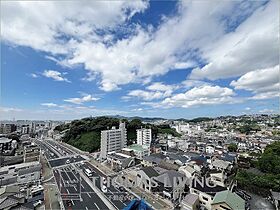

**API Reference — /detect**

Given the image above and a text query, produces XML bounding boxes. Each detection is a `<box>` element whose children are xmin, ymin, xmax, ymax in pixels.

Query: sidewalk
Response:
<box><xmin>41</xmin><ymin>155</ymin><xmax>63</xmax><ymax>210</ymax></box>
<box><xmin>89</xmin><ymin>158</ymin><xmax>116</xmax><ymax>176</ymax></box>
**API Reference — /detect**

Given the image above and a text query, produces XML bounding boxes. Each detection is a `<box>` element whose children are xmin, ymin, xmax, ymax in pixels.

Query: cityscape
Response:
<box><xmin>0</xmin><ymin>1</ymin><xmax>279</xmax><ymax>210</ymax></box>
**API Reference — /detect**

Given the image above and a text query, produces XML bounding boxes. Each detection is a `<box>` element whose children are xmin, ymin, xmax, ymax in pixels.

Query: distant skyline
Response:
<box><xmin>0</xmin><ymin>0</ymin><xmax>279</xmax><ymax>120</ymax></box>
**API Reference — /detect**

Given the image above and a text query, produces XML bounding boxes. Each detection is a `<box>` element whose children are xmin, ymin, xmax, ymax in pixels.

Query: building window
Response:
<box><xmin>220</xmin><ymin>205</ymin><xmax>231</xmax><ymax>210</ymax></box>
<box><xmin>202</xmin><ymin>196</ymin><xmax>208</xmax><ymax>201</ymax></box>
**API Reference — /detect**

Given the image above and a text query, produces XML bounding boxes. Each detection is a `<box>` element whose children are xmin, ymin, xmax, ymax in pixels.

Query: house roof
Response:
<box><xmin>155</xmin><ymin>170</ymin><xmax>185</xmax><ymax>187</ymax></box>
<box><xmin>182</xmin><ymin>193</ymin><xmax>199</xmax><ymax>205</ymax></box>
<box><xmin>212</xmin><ymin>159</ymin><xmax>230</xmax><ymax>169</ymax></box>
<box><xmin>212</xmin><ymin>190</ymin><xmax>245</xmax><ymax>210</ymax></box>
<box><xmin>141</xmin><ymin>167</ymin><xmax>159</xmax><ymax>178</ymax></box>
<box><xmin>191</xmin><ymin>178</ymin><xmax>226</xmax><ymax>196</ymax></box>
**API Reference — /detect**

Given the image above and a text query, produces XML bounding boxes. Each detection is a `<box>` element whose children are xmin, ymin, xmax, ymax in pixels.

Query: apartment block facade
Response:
<box><xmin>137</xmin><ymin>128</ymin><xmax>152</xmax><ymax>146</ymax></box>
<box><xmin>100</xmin><ymin>122</ymin><xmax>127</xmax><ymax>160</ymax></box>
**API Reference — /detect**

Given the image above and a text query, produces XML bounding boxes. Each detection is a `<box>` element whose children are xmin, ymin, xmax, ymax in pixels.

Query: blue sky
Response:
<box><xmin>0</xmin><ymin>0</ymin><xmax>279</xmax><ymax>120</ymax></box>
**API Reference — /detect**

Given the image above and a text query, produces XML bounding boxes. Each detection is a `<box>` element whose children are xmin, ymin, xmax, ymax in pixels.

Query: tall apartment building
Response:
<box><xmin>137</xmin><ymin>128</ymin><xmax>152</xmax><ymax>146</ymax></box>
<box><xmin>0</xmin><ymin>123</ymin><xmax>17</xmax><ymax>134</ymax></box>
<box><xmin>100</xmin><ymin>122</ymin><xmax>127</xmax><ymax>160</ymax></box>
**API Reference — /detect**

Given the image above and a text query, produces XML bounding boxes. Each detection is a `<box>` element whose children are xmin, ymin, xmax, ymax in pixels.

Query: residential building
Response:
<box><xmin>136</xmin><ymin>166</ymin><xmax>159</xmax><ymax>192</ymax></box>
<box><xmin>107</xmin><ymin>152</ymin><xmax>135</xmax><ymax>171</ymax></box>
<box><xmin>0</xmin><ymin>161</ymin><xmax>41</xmax><ymax>186</ymax></box>
<box><xmin>100</xmin><ymin>122</ymin><xmax>127</xmax><ymax>160</ymax></box>
<box><xmin>180</xmin><ymin>194</ymin><xmax>199</xmax><ymax>210</ymax></box>
<box><xmin>126</xmin><ymin>144</ymin><xmax>150</xmax><ymax>160</ymax></box>
<box><xmin>0</xmin><ymin>137</ymin><xmax>13</xmax><ymax>153</ymax></box>
<box><xmin>137</xmin><ymin>128</ymin><xmax>152</xmax><ymax>147</ymax></box>
<box><xmin>155</xmin><ymin>170</ymin><xmax>187</xmax><ymax>202</ymax></box>
<box><xmin>23</xmin><ymin>145</ymin><xmax>40</xmax><ymax>163</ymax></box>
<box><xmin>190</xmin><ymin>178</ymin><xmax>227</xmax><ymax>210</ymax></box>
<box><xmin>211</xmin><ymin>190</ymin><xmax>245</xmax><ymax>210</ymax></box>
<box><xmin>0</xmin><ymin>123</ymin><xmax>17</xmax><ymax>134</ymax></box>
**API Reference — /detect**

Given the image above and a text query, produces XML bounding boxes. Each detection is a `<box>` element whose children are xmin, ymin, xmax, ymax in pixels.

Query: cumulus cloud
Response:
<box><xmin>64</xmin><ymin>94</ymin><xmax>100</xmax><ymax>104</ymax></box>
<box><xmin>42</xmin><ymin>70</ymin><xmax>70</xmax><ymax>82</ymax></box>
<box><xmin>231</xmin><ymin>65</ymin><xmax>279</xmax><ymax>99</ymax></box>
<box><xmin>2</xmin><ymin>1</ymin><xmax>275</xmax><ymax>92</ymax></box>
<box><xmin>126</xmin><ymin>82</ymin><xmax>177</xmax><ymax>101</ymax></box>
<box><xmin>144</xmin><ymin>85</ymin><xmax>237</xmax><ymax>108</ymax></box>
<box><xmin>190</xmin><ymin>1</ymin><xmax>279</xmax><ymax>80</ymax></box>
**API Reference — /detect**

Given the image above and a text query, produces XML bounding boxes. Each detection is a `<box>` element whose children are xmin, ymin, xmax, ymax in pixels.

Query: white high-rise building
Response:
<box><xmin>137</xmin><ymin>128</ymin><xmax>152</xmax><ymax>146</ymax></box>
<box><xmin>100</xmin><ymin>122</ymin><xmax>127</xmax><ymax>160</ymax></box>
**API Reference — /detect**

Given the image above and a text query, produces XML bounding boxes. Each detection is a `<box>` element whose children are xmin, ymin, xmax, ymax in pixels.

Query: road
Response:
<box><xmin>53</xmin><ymin>165</ymin><xmax>108</xmax><ymax>210</ymax></box>
<box><xmin>76</xmin><ymin>162</ymin><xmax>133</xmax><ymax>209</ymax></box>
<box><xmin>34</xmin><ymin>138</ymin><xmax>133</xmax><ymax>210</ymax></box>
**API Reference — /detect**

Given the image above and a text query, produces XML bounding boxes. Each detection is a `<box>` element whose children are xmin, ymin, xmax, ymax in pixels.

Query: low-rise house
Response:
<box><xmin>190</xmin><ymin>178</ymin><xmax>227</xmax><ymax>210</ymax></box>
<box><xmin>155</xmin><ymin>170</ymin><xmax>187</xmax><ymax>202</ymax></box>
<box><xmin>220</xmin><ymin>153</ymin><xmax>237</xmax><ymax>164</ymax></box>
<box><xmin>208</xmin><ymin>170</ymin><xmax>227</xmax><ymax>187</ymax></box>
<box><xmin>136</xmin><ymin>166</ymin><xmax>159</xmax><ymax>192</ymax></box>
<box><xmin>126</xmin><ymin>144</ymin><xmax>150</xmax><ymax>160</ymax></box>
<box><xmin>210</xmin><ymin>159</ymin><xmax>231</xmax><ymax>172</ymax></box>
<box><xmin>107</xmin><ymin>152</ymin><xmax>135</xmax><ymax>171</ymax></box>
<box><xmin>180</xmin><ymin>193</ymin><xmax>199</xmax><ymax>210</ymax></box>
<box><xmin>211</xmin><ymin>190</ymin><xmax>245</xmax><ymax>210</ymax></box>
<box><xmin>179</xmin><ymin>165</ymin><xmax>197</xmax><ymax>180</ymax></box>
<box><xmin>206</xmin><ymin>145</ymin><xmax>215</xmax><ymax>154</ymax></box>
<box><xmin>141</xmin><ymin>154</ymin><xmax>165</xmax><ymax>167</ymax></box>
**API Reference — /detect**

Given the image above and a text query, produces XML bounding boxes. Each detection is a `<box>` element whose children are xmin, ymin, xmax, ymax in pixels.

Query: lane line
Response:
<box><xmin>94</xmin><ymin>203</ymin><xmax>100</xmax><ymax>210</ymax></box>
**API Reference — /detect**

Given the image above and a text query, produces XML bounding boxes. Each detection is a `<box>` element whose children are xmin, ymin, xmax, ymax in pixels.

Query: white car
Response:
<box><xmin>102</xmin><ymin>185</ymin><xmax>107</xmax><ymax>193</ymax></box>
<box><xmin>33</xmin><ymin>200</ymin><xmax>43</xmax><ymax>207</ymax></box>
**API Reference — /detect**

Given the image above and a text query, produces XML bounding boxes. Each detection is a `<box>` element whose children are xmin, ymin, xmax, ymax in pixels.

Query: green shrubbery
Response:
<box><xmin>236</xmin><ymin>141</ymin><xmax>280</xmax><ymax>195</ymax></box>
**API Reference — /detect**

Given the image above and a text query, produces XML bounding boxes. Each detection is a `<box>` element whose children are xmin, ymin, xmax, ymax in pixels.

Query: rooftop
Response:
<box><xmin>212</xmin><ymin>190</ymin><xmax>245</xmax><ymax>210</ymax></box>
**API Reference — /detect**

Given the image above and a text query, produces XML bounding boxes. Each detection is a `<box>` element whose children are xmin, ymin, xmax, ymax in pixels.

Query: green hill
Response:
<box><xmin>54</xmin><ymin>117</ymin><xmax>180</xmax><ymax>152</ymax></box>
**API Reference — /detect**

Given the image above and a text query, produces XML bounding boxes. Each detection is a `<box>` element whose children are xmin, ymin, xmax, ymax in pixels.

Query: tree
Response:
<box><xmin>228</xmin><ymin>143</ymin><xmax>237</xmax><ymax>152</ymax></box>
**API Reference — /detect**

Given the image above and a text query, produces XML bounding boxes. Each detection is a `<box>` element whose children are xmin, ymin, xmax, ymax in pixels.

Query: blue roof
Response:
<box><xmin>123</xmin><ymin>199</ymin><xmax>153</xmax><ymax>210</ymax></box>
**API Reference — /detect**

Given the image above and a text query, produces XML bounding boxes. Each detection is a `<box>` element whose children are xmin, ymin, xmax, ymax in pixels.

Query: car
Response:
<box><xmin>119</xmin><ymin>186</ymin><xmax>125</xmax><ymax>191</ymax></box>
<box><xmin>33</xmin><ymin>200</ymin><xmax>43</xmax><ymax>207</ymax></box>
<box><xmin>102</xmin><ymin>185</ymin><xmax>107</xmax><ymax>193</ymax></box>
<box><xmin>66</xmin><ymin>200</ymin><xmax>72</xmax><ymax>207</ymax></box>
<box><xmin>66</xmin><ymin>159</ymin><xmax>70</xmax><ymax>164</ymax></box>
<box><xmin>102</xmin><ymin>177</ymin><xmax>107</xmax><ymax>184</ymax></box>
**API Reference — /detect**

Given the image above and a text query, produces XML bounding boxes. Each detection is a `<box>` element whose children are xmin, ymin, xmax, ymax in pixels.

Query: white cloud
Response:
<box><xmin>231</xmin><ymin>65</ymin><xmax>279</xmax><ymax>100</ymax></box>
<box><xmin>259</xmin><ymin>109</ymin><xmax>277</xmax><ymax>114</ymax></box>
<box><xmin>1</xmin><ymin>1</ymin><xmax>148</xmax><ymax>54</ymax></box>
<box><xmin>30</xmin><ymin>73</ymin><xmax>39</xmax><ymax>78</ymax></box>
<box><xmin>127</xmin><ymin>90</ymin><xmax>171</xmax><ymax>101</ymax></box>
<box><xmin>0</xmin><ymin>106</ymin><xmax>22</xmax><ymax>112</ymax></box>
<box><xmin>144</xmin><ymin>85</ymin><xmax>237</xmax><ymax>108</ymax></box>
<box><xmin>64</xmin><ymin>94</ymin><xmax>100</xmax><ymax>104</ymax></box>
<box><xmin>126</xmin><ymin>82</ymin><xmax>177</xmax><ymax>101</ymax></box>
<box><xmin>41</xmin><ymin>103</ymin><xmax>58</xmax><ymax>107</ymax></box>
<box><xmin>190</xmin><ymin>1</ymin><xmax>279</xmax><ymax>80</ymax></box>
<box><xmin>1</xmin><ymin>1</ymin><xmax>278</xmax><ymax>93</ymax></box>
<box><xmin>42</xmin><ymin>70</ymin><xmax>70</xmax><ymax>82</ymax></box>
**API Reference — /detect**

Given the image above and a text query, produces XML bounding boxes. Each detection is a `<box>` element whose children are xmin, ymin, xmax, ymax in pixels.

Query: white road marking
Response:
<box><xmin>71</xmin><ymin>200</ymin><xmax>75</xmax><ymax>206</ymax></box>
<box><xmin>81</xmin><ymin>184</ymin><xmax>85</xmax><ymax>189</ymax></box>
<box><xmin>85</xmin><ymin>207</ymin><xmax>89</xmax><ymax>210</ymax></box>
<box><xmin>94</xmin><ymin>203</ymin><xmax>100</xmax><ymax>210</ymax></box>
<box><xmin>87</xmin><ymin>192</ymin><xmax>91</xmax><ymax>198</ymax></box>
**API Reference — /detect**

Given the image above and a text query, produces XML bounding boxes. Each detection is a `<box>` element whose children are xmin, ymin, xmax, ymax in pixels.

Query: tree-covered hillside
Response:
<box><xmin>54</xmin><ymin>117</ymin><xmax>180</xmax><ymax>152</ymax></box>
